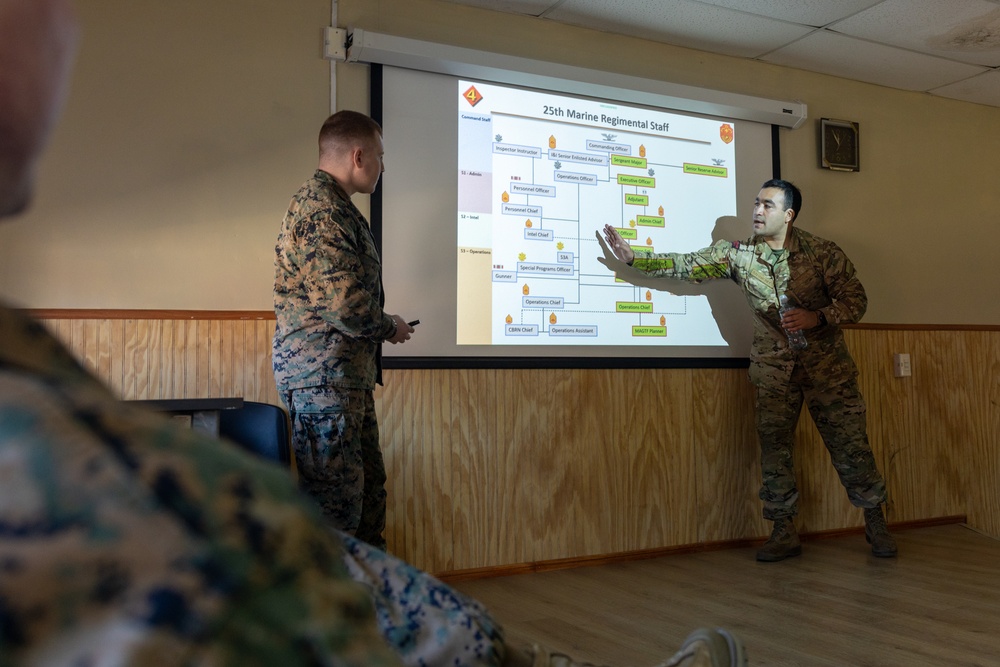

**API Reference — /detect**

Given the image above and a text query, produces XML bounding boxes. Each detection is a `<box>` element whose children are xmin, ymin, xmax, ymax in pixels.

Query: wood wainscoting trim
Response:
<box><xmin>22</xmin><ymin>310</ymin><xmax>1000</xmax><ymax>330</ymax></box>
<box><xmin>434</xmin><ymin>515</ymin><xmax>967</xmax><ymax>583</ymax></box>
<box><xmin>25</xmin><ymin>309</ymin><xmax>276</xmax><ymax>320</ymax></box>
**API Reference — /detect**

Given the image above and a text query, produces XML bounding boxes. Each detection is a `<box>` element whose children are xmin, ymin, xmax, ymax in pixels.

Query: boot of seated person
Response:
<box><xmin>504</xmin><ymin>627</ymin><xmax>747</xmax><ymax>667</ymax></box>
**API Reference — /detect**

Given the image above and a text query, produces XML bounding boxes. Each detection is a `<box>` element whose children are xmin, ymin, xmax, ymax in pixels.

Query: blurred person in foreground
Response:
<box><xmin>0</xmin><ymin>1</ymin><xmax>746</xmax><ymax>665</ymax></box>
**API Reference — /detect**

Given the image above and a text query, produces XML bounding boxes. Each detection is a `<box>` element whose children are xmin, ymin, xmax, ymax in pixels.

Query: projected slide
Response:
<box><xmin>456</xmin><ymin>79</ymin><xmax>739</xmax><ymax>347</ymax></box>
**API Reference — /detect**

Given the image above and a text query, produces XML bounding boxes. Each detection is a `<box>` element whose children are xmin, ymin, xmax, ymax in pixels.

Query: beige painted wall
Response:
<box><xmin>2</xmin><ymin>0</ymin><xmax>999</xmax><ymax>324</ymax></box>
<box><xmin>0</xmin><ymin>0</ymin><xmax>331</xmax><ymax>310</ymax></box>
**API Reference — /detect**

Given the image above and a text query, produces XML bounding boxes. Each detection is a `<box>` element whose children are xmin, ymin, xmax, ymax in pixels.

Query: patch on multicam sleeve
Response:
<box><xmin>691</xmin><ymin>262</ymin><xmax>729</xmax><ymax>280</ymax></box>
<box><xmin>632</xmin><ymin>257</ymin><xmax>675</xmax><ymax>271</ymax></box>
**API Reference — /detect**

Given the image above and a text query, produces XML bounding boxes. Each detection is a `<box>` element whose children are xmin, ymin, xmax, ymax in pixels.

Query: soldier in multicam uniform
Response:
<box><xmin>0</xmin><ymin>2</ymin><xmax>750</xmax><ymax>664</ymax></box>
<box><xmin>272</xmin><ymin>111</ymin><xmax>415</xmax><ymax>550</ymax></box>
<box><xmin>602</xmin><ymin>179</ymin><xmax>896</xmax><ymax>562</ymax></box>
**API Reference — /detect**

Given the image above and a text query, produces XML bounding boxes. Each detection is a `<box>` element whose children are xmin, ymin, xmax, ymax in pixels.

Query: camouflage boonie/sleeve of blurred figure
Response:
<box><xmin>0</xmin><ymin>306</ymin><xmax>507</xmax><ymax>667</ymax></box>
<box><xmin>273</xmin><ymin>170</ymin><xmax>396</xmax><ymax>392</ymax></box>
<box><xmin>0</xmin><ymin>306</ymin><xmax>399</xmax><ymax>667</ymax></box>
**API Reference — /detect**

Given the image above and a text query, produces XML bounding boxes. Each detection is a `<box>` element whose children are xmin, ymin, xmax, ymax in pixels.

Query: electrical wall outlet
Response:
<box><xmin>893</xmin><ymin>353</ymin><xmax>911</xmax><ymax>377</ymax></box>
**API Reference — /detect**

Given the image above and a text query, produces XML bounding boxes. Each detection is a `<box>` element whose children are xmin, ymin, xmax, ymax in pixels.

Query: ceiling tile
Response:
<box><xmin>691</xmin><ymin>0</ymin><xmax>885</xmax><ymax>27</ymax></box>
<box><xmin>832</xmin><ymin>0</ymin><xmax>1000</xmax><ymax>66</ymax></box>
<box><xmin>438</xmin><ymin>0</ymin><xmax>561</xmax><ymax>16</ymax></box>
<box><xmin>762</xmin><ymin>30</ymin><xmax>990</xmax><ymax>91</ymax></box>
<box><xmin>547</xmin><ymin>0</ymin><xmax>814</xmax><ymax>58</ymax></box>
<box><xmin>931</xmin><ymin>69</ymin><xmax>1000</xmax><ymax>106</ymax></box>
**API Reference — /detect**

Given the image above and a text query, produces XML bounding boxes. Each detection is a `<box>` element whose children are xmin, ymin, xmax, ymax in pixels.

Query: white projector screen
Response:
<box><xmin>375</xmin><ymin>65</ymin><xmax>777</xmax><ymax>367</ymax></box>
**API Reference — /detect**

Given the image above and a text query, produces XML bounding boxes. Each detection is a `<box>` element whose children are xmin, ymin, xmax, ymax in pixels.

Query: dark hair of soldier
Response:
<box><xmin>318</xmin><ymin>110</ymin><xmax>382</xmax><ymax>157</ymax></box>
<box><xmin>761</xmin><ymin>178</ymin><xmax>802</xmax><ymax>223</ymax></box>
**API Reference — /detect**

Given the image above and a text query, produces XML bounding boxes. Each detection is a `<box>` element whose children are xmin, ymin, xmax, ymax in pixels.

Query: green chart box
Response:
<box><xmin>616</xmin><ymin>302</ymin><xmax>653</xmax><ymax>313</ymax></box>
<box><xmin>611</xmin><ymin>155</ymin><xmax>648</xmax><ymax>168</ymax></box>
<box><xmin>617</xmin><ymin>174</ymin><xmax>656</xmax><ymax>187</ymax></box>
<box><xmin>625</xmin><ymin>194</ymin><xmax>649</xmax><ymax>206</ymax></box>
<box><xmin>635</xmin><ymin>215</ymin><xmax>664</xmax><ymax>228</ymax></box>
<box><xmin>682</xmin><ymin>163</ymin><xmax>728</xmax><ymax>178</ymax></box>
<box><xmin>632</xmin><ymin>326</ymin><xmax>667</xmax><ymax>337</ymax></box>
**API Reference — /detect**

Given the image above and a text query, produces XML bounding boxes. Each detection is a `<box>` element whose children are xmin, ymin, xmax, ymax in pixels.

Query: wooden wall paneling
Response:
<box><xmin>505</xmin><ymin>368</ymin><xmax>564</xmax><ymax>563</ymax></box>
<box><xmin>525</xmin><ymin>368</ymin><xmax>607</xmax><ymax>560</ymax></box>
<box><xmin>906</xmin><ymin>331</ymin><xmax>969</xmax><ymax>521</ymax></box>
<box><xmin>94</xmin><ymin>319</ymin><xmax>113</xmax><ymax>389</ymax></box>
<box><xmin>216</xmin><ymin>320</ymin><xmax>234</xmax><ymax>398</ymax></box>
<box><xmin>121</xmin><ymin>319</ymin><xmax>140</xmax><ymax>400</ymax></box>
<box><xmin>377</xmin><ymin>369</ymin><xmax>407</xmax><ymax>561</ymax></box>
<box><xmin>24</xmin><ymin>314</ymin><xmax>1000</xmax><ymax>572</ymax></box>
<box><xmin>204</xmin><ymin>319</ymin><xmax>222</xmax><ymax>398</ymax></box>
<box><xmin>130</xmin><ymin>319</ymin><xmax>148</xmax><ymax>399</ymax></box>
<box><xmin>240</xmin><ymin>319</ymin><xmax>258</xmax><ymax>401</ymax></box>
<box><xmin>179</xmin><ymin>319</ymin><xmax>196</xmax><ymax>398</ymax></box>
<box><xmin>148</xmin><ymin>319</ymin><xmax>167</xmax><ymax>400</ymax></box>
<box><xmin>447</xmin><ymin>368</ymin><xmax>500</xmax><ymax>571</ymax></box>
<box><xmin>540</xmin><ymin>367</ymin><xmax>619</xmax><ymax>561</ymax></box>
<box><xmin>404</xmin><ymin>366</ymin><xmax>427</xmax><ymax>568</ymax></box>
<box><xmin>193</xmin><ymin>319</ymin><xmax>207</xmax><ymax>397</ymax></box>
<box><xmin>984</xmin><ymin>332</ymin><xmax>1000</xmax><ymax>537</ymax></box>
<box><xmin>692</xmin><ymin>368</ymin><xmax>762</xmax><ymax>542</ymax></box>
<box><xmin>420</xmin><ymin>369</ymin><xmax>456</xmax><ymax>571</ymax></box>
<box><xmin>395</xmin><ymin>367</ymin><xmax>441</xmax><ymax>571</ymax></box>
<box><xmin>230</xmin><ymin>319</ymin><xmax>247</xmax><ymax>402</ymax></box>
<box><xmin>73</xmin><ymin>319</ymin><xmax>93</xmax><ymax>384</ymax></box>
<box><xmin>171</xmin><ymin>319</ymin><xmax>187</xmax><ymax>399</ymax></box>
<box><xmin>259</xmin><ymin>320</ymin><xmax>280</xmax><ymax>405</ymax></box>
<box><xmin>964</xmin><ymin>332</ymin><xmax>1000</xmax><ymax>536</ymax></box>
<box><xmin>108</xmin><ymin>319</ymin><xmax>125</xmax><ymax>397</ymax></box>
<box><xmin>492</xmin><ymin>367</ymin><xmax>536</xmax><ymax>566</ymax></box>
<box><xmin>848</xmin><ymin>328</ymin><xmax>900</xmax><ymax>521</ymax></box>
<box><xmin>566</xmin><ymin>368</ymin><xmax>631</xmax><ymax>558</ymax></box>
<box><xmin>622</xmin><ymin>368</ymin><xmax>698</xmax><ymax>551</ymax></box>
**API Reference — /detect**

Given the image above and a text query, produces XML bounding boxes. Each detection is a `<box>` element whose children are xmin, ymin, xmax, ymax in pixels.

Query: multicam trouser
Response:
<box><xmin>284</xmin><ymin>386</ymin><xmax>388</xmax><ymax>549</ymax></box>
<box><xmin>755</xmin><ymin>363</ymin><xmax>887</xmax><ymax>520</ymax></box>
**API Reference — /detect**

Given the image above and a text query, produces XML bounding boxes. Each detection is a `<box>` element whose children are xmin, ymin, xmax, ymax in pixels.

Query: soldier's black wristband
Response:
<box><xmin>817</xmin><ymin>310</ymin><xmax>827</xmax><ymax>326</ymax></box>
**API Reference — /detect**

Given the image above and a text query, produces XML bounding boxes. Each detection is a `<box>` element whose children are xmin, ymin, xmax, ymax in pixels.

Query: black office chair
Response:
<box><xmin>218</xmin><ymin>401</ymin><xmax>292</xmax><ymax>467</ymax></box>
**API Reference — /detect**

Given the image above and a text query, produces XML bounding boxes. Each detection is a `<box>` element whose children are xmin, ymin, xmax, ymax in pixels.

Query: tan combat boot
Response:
<box><xmin>756</xmin><ymin>517</ymin><xmax>802</xmax><ymax>562</ymax></box>
<box><xmin>864</xmin><ymin>505</ymin><xmax>898</xmax><ymax>558</ymax></box>
<box><xmin>511</xmin><ymin>627</ymin><xmax>746</xmax><ymax>667</ymax></box>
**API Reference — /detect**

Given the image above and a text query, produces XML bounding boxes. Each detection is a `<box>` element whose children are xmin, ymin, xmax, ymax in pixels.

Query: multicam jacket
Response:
<box><xmin>273</xmin><ymin>170</ymin><xmax>396</xmax><ymax>392</ymax></box>
<box><xmin>630</xmin><ymin>226</ymin><xmax>866</xmax><ymax>389</ymax></box>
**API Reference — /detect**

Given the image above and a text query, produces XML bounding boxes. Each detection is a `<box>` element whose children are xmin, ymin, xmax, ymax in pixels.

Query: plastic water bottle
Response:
<box><xmin>779</xmin><ymin>293</ymin><xmax>808</xmax><ymax>350</ymax></box>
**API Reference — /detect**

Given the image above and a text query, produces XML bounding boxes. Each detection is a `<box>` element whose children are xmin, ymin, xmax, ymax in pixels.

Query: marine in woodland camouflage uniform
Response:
<box><xmin>604</xmin><ymin>185</ymin><xmax>887</xmax><ymax>525</ymax></box>
<box><xmin>273</xmin><ymin>157</ymin><xmax>402</xmax><ymax>549</ymax></box>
